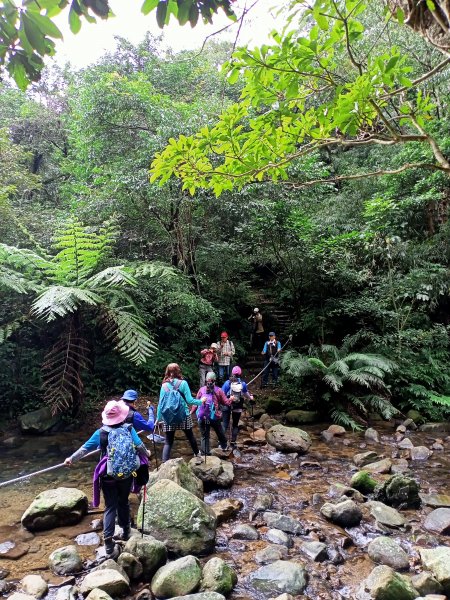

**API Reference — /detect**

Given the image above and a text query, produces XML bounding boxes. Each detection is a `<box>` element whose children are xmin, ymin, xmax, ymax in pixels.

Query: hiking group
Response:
<box><xmin>64</xmin><ymin>326</ymin><xmax>283</xmax><ymax>558</ymax></box>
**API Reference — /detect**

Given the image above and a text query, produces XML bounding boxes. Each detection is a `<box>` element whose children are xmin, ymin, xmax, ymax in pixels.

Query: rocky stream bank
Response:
<box><xmin>0</xmin><ymin>411</ymin><xmax>450</xmax><ymax>600</ymax></box>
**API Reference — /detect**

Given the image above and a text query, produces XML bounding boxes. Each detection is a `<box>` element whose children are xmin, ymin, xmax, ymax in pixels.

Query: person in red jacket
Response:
<box><xmin>195</xmin><ymin>371</ymin><xmax>232</xmax><ymax>455</ymax></box>
<box><xmin>199</xmin><ymin>342</ymin><xmax>218</xmax><ymax>387</ymax></box>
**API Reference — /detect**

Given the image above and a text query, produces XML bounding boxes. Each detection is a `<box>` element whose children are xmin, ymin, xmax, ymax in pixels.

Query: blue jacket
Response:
<box><xmin>263</xmin><ymin>340</ymin><xmax>281</xmax><ymax>356</ymax></box>
<box><xmin>127</xmin><ymin>406</ymin><xmax>155</xmax><ymax>432</ymax></box>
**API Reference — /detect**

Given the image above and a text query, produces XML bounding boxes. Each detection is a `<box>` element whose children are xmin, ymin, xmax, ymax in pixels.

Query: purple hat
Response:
<box><xmin>102</xmin><ymin>400</ymin><xmax>129</xmax><ymax>426</ymax></box>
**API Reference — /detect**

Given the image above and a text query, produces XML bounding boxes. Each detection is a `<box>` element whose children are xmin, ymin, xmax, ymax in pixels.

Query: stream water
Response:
<box><xmin>0</xmin><ymin>420</ymin><xmax>449</xmax><ymax>599</ymax></box>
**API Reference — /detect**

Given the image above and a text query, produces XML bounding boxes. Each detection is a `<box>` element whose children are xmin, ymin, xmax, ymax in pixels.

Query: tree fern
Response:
<box><xmin>31</xmin><ymin>286</ymin><xmax>102</xmax><ymax>322</ymax></box>
<box><xmin>0</xmin><ymin>318</ymin><xmax>25</xmax><ymax>343</ymax></box>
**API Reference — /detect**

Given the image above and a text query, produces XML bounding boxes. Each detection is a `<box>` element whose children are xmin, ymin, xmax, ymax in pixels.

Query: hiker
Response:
<box><xmin>262</xmin><ymin>331</ymin><xmax>282</xmax><ymax>387</ymax></box>
<box><xmin>64</xmin><ymin>400</ymin><xmax>150</xmax><ymax>558</ymax></box>
<box><xmin>248</xmin><ymin>307</ymin><xmax>264</xmax><ymax>347</ymax></box>
<box><xmin>222</xmin><ymin>365</ymin><xmax>254</xmax><ymax>447</ymax></box>
<box><xmin>196</xmin><ymin>371</ymin><xmax>232</xmax><ymax>455</ymax></box>
<box><xmin>158</xmin><ymin>362</ymin><xmax>204</xmax><ymax>464</ymax></box>
<box><xmin>199</xmin><ymin>343</ymin><xmax>218</xmax><ymax>387</ymax></box>
<box><xmin>216</xmin><ymin>331</ymin><xmax>235</xmax><ymax>383</ymax></box>
<box><xmin>120</xmin><ymin>389</ymin><xmax>155</xmax><ymax>432</ymax></box>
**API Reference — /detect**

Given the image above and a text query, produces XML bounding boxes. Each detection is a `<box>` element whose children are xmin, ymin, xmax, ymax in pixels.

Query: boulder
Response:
<box><xmin>249</xmin><ymin>560</ymin><xmax>308</xmax><ymax>595</ymax></box>
<box><xmin>364</xmin><ymin>565</ymin><xmax>418</xmax><ymax>599</ymax></box>
<box><xmin>391</xmin><ymin>459</ymin><xmax>410</xmax><ymax>474</ymax></box>
<box><xmin>411</xmin><ymin>572</ymin><xmax>443</xmax><ymax>596</ymax></box>
<box><xmin>148</xmin><ymin>458</ymin><xmax>203</xmax><ymax>499</ymax></box>
<box><xmin>6</xmin><ymin>594</ymin><xmax>35</xmax><ymax>600</ymax></box>
<box><xmin>80</xmin><ymin>569</ymin><xmax>129</xmax><ymax>597</ymax></box>
<box><xmin>351</xmin><ymin>471</ymin><xmax>378</xmax><ymax>494</ymax></box>
<box><xmin>85</xmin><ymin>590</ymin><xmax>114</xmax><ymax>600</ymax></box>
<box><xmin>423</xmin><ymin>508</ymin><xmax>450</xmax><ymax>535</ymax></box>
<box><xmin>266</xmin><ymin>529</ymin><xmax>291</xmax><ymax>546</ymax></box>
<box><xmin>364</xmin><ymin>458</ymin><xmax>392</xmax><ymax>474</ymax></box>
<box><xmin>263</xmin><ymin>512</ymin><xmax>304</xmax><ymax>534</ymax></box>
<box><xmin>365</xmin><ymin>428</ymin><xmax>380</xmax><ymax>443</ymax></box>
<box><xmin>353</xmin><ymin>451</ymin><xmax>379</xmax><ymax>467</ymax></box>
<box><xmin>93</xmin><ymin>559</ymin><xmax>130</xmax><ymax>585</ymax></box>
<box><xmin>329</xmin><ymin>482</ymin><xmax>365</xmax><ymax>502</ymax></box>
<box><xmin>410</xmin><ymin>446</ymin><xmax>432</xmax><ymax>460</ymax></box>
<box><xmin>374</xmin><ymin>474</ymin><xmax>421</xmax><ymax>508</ymax></box>
<box><xmin>19</xmin><ymin>406</ymin><xmax>61</xmax><ymax>433</ymax></box>
<box><xmin>169</xmin><ymin>594</ymin><xmax>225</xmax><ymax>600</ymax></box>
<box><xmin>211</xmin><ymin>499</ymin><xmax>243</xmax><ymax>524</ymax></box>
<box><xmin>22</xmin><ymin>488</ymin><xmax>88</xmax><ymax>531</ymax></box>
<box><xmin>151</xmin><ymin>555</ymin><xmax>201</xmax><ymax>599</ymax></box>
<box><xmin>327</xmin><ymin>425</ymin><xmax>346</xmax><ymax>436</ymax></box>
<box><xmin>75</xmin><ymin>533</ymin><xmax>100</xmax><ymax>546</ymax></box>
<box><xmin>367</xmin><ymin>536</ymin><xmax>409</xmax><ymax>570</ymax></box>
<box><xmin>117</xmin><ymin>552</ymin><xmax>143</xmax><ymax>581</ymax></box>
<box><xmin>55</xmin><ymin>585</ymin><xmax>78</xmax><ymax>600</ymax></box>
<box><xmin>320</xmin><ymin>500</ymin><xmax>363</xmax><ymax>527</ymax></box>
<box><xmin>406</xmin><ymin>410</ymin><xmax>423</xmax><ymax>423</ymax></box>
<box><xmin>255</xmin><ymin>545</ymin><xmax>288</xmax><ymax>564</ymax></box>
<box><xmin>368</xmin><ymin>501</ymin><xmax>406</xmax><ymax>527</ymax></box>
<box><xmin>231</xmin><ymin>524</ymin><xmax>259</xmax><ymax>540</ymax></box>
<box><xmin>137</xmin><ymin>480</ymin><xmax>216</xmax><ymax>556</ymax></box>
<box><xmin>189</xmin><ymin>456</ymin><xmax>234</xmax><ymax>488</ymax></box>
<box><xmin>123</xmin><ymin>535</ymin><xmax>167</xmax><ymax>580</ymax></box>
<box><xmin>300</xmin><ymin>541</ymin><xmax>328</xmax><ymax>561</ymax></box>
<box><xmin>49</xmin><ymin>545</ymin><xmax>83</xmax><ymax>575</ymax></box>
<box><xmin>420</xmin><ymin>547</ymin><xmax>450</xmax><ymax>593</ymax></box>
<box><xmin>254</xmin><ymin>493</ymin><xmax>274</xmax><ymax>513</ymax></box>
<box><xmin>284</xmin><ymin>410</ymin><xmax>318</xmax><ymax>425</ymax></box>
<box><xmin>21</xmin><ymin>574</ymin><xmax>48</xmax><ymax>599</ymax></box>
<box><xmin>266</xmin><ymin>425</ymin><xmax>312</xmax><ymax>454</ymax></box>
<box><xmin>398</xmin><ymin>438</ymin><xmax>414</xmax><ymax>450</ymax></box>
<box><xmin>200</xmin><ymin>557</ymin><xmax>237</xmax><ymax>595</ymax></box>
<box><xmin>419</xmin><ymin>423</ymin><xmax>450</xmax><ymax>433</ymax></box>
<box><xmin>420</xmin><ymin>494</ymin><xmax>450</xmax><ymax>508</ymax></box>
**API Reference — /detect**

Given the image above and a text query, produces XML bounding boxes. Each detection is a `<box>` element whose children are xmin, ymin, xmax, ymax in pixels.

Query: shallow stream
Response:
<box><xmin>0</xmin><ymin>419</ymin><xmax>449</xmax><ymax>599</ymax></box>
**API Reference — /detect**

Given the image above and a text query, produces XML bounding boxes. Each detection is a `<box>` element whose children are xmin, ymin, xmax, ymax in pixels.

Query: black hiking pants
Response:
<box><xmin>222</xmin><ymin>409</ymin><xmax>241</xmax><ymax>444</ymax></box>
<box><xmin>162</xmin><ymin>428</ymin><xmax>199</xmax><ymax>462</ymax></box>
<box><xmin>101</xmin><ymin>476</ymin><xmax>133</xmax><ymax>540</ymax></box>
<box><xmin>199</xmin><ymin>419</ymin><xmax>228</xmax><ymax>454</ymax></box>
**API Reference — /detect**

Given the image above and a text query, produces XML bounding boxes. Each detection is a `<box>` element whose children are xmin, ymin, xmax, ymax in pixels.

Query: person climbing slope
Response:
<box><xmin>64</xmin><ymin>400</ymin><xmax>150</xmax><ymax>558</ymax></box>
<box><xmin>199</xmin><ymin>343</ymin><xmax>218</xmax><ymax>387</ymax></box>
<box><xmin>262</xmin><ymin>331</ymin><xmax>282</xmax><ymax>387</ymax></box>
<box><xmin>216</xmin><ymin>331</ymin><xmax>235</xmax><ymax>383</ymax></box>
<box><xmin>222</xmin><ymin>365</ymin><xmax>254</xmax><ymax>448</ymax></box>
<box><xmin>195</xmin><ymin>371</ymin><xmax>232</xmax><ymax>456</ymax></box>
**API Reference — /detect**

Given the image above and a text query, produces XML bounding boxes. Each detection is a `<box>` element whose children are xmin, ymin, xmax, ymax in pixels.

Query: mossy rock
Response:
<box><xmin>351</xmin><ymin>471</ymin><xmax>378</xmax><ymax>494</ymax></box>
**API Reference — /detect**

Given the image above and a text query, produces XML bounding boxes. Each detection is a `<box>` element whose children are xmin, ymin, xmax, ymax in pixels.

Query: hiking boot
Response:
<box><xmin>104</xmin><ymin>537</ymin><xmax>120</xmax><ymax>560</ymax></box>
<box><xmin>114</xmin><ymin>527</ymin><xmax>131</xmax><ymax>541</ymax></box>
<box><xmin>194</xmin><ymin>453</ymin><xmax>203</xmax><ymax>465</ymax></box>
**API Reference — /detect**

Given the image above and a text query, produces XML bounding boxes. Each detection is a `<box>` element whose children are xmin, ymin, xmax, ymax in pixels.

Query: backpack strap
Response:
<box><xmin>125</xmin><ymin>407</ymin><xmax>135</xmax><ymax>425</ymax></box>
<box><xmin>173</xmin><ymin>379</ymin><xmax>187</xmax><ymax>402</ymax></box>
<box><xmin>100</xmin><ymin>428</ymin><xmax>109</xmax><ymax>458</ymax></box>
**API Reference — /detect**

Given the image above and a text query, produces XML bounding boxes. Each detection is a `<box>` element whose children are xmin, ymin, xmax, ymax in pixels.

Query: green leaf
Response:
<box><xmin>426</xmin><ymin>0</ymin><xmax>436</xmax><ymax>9</ymax></box>
<box><xmin>141</xmin><ymin>0</ymin><xmax>160</xmax><ymax>14</ymax></box>
<box><xmin>156</xmin><ymin>1</ymin><xmax>168</xmax><ymax>28</ymax></box>
<box><xmin>385</xmin><ymin>55</ymin><xmax>399</xmax><ymax>72</ymax></box>
<box><xmin>22</xmin><ymin>13</ymin><xmax>47</xmax><ymax>55</ymax></box>
<box><xmin>189</xmin><ymin>2</ymin><xmax>198</xmax><ymax>27</ymax></box>
<box><xmin>27</xmin><ymin>11</ymin><xmax>63</xmax><ymax>39</ymax></box>
<box><xmin>177</xmin><ymin>0</ymin><xmax>191</xmax><ymax>25</ymax></box>
<box><xmin>69</xmin><ymin>6</ymin><xmax>82</xmax><ymax>33</ymax></box>
<box><xmin>396</xmin><ymin>7</ymin><xmax>404</xmax><ymax>24</ymax></box>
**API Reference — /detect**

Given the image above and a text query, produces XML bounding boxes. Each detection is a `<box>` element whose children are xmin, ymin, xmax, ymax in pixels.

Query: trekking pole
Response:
<box><xmin>141</xmin><ymin>483</ymin><xmax>147</xmax><ymax>538</ymax></box>
<box><xmin>152</xmin><ymin>421</ymin><xmax>160</xmax><ymax>470</ymax></box>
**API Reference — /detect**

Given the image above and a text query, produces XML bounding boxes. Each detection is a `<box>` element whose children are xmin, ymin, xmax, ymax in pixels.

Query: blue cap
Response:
<box><xmin>122</xmin><ymin>389</ymin><xmax>138</xmax><ymax>402</ymax></box>
<box><xmin>269</xmin><ymin>332</ymin><xmax>276</xmax><ymax>337</ymax></box>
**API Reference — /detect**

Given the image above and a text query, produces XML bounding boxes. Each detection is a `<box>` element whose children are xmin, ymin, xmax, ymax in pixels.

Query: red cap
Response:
<box><xmin>220</xmin><ymin>331</ymin><xmax>228</xmax><ymax>338</ymax></box>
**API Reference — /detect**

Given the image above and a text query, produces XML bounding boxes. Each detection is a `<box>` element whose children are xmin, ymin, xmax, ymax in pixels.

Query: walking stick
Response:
<box><xmin>152</xmin><ymin>421</ymin><xmax>159</xmax><ymax>470</ymax></box>
<box><xmin>141</xmin><ymin>483</ymin><xmax>147</xmax><ymax>538</ymax></box>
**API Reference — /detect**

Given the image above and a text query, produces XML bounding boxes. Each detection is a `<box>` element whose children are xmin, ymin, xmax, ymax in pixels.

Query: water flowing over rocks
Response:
<box><xmin>147</xmin><ymin>458</ymin><xmax>204</xmax><ymax>499</ymax></box>
<box><xmin>151</xmin><ymin>555</ymin><xmax>202</xmax><ymax>598</ymax></box>
<box><xmin>21</xmin><ymin>488</ymin><xmax>88</xmax><ymax>532</ymax></box>
<box><xmin>266</xmin><ymin>424</ymin><xmax>312</xmax><ymax>453</ymax></box>
<box><xmin>249</xmin><ymin>560</ymin><xmax>308</xmax><ymax>595</ymax></box>
<box><xmin>189</xmin><ymin>456</ymin><xmax>234</xmax><ymax>488</ymax></box>
<box><xmin>137</xmin><ymin>480</ymin><xmax>216</xmax><ymax>556</ymax></box>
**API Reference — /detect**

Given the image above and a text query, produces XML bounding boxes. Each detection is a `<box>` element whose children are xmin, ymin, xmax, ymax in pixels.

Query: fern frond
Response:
<box><xmin>428</xmin><ymin>394</ymin><xmax>450</xmax><ymax>406</ymax></box>
<box><xmin>99</xmin><ymin>306</ymin><xmax>157</xmax><ymax>364</ymax></box>
<box><xmin>0</xmin><ymin>318</ymin><xmax>25</xmax><ymax>344</ymax></box>
<box><xmin>323</xmin><ymin>373</ymin><xmax>343</xmax><ymax>392</ymax></box>
<box><xmin>31</xmin><ymin>286</ymin><xmax>102</xmax><ymax>322</ymax></box>
<box><xmin>320</xmin><ymin>344</ymin><xmax>340</xmax><ymax>361</ymax></box>
<box><xmin>329</xmin><ymin>359</ymin><xmax>350</xmax><ymax>376</ymax></box>
<box><xmin>365</xmin><ymin>395</ymin><xmax>399</xmax><ymax>419</ymax></box>
<box><xmin>346</xmin><ymin>369</ymin><xmax>388</xmax><ymax>390</ymax></box>
<box><xmin>83</xmin><ymin>266</ymin><xmax>137</xmax><ymax>289</ymax></box>
<box><xmin>0</xmin><ymin>243</ymin><xmax>51</xmax><ymax>273</ymax></box>
<box><xmin>345</xmin><ymin>353</ymin><xmax>397</xmax><ymax>373</ymax></box>
<box><xmin>0</xmin><ymin>265</ymin><xmax>41</xmax><ymax>294</ymax></box>
<box><xmin>307</xmin><ymin>357</ymin><xmax>328</xmax><ymax>371</ymax></box>
<box><xmin>42</xmin><ymin>327</ymin><xmax>90</xmax><ymax>414</ymax></box>
<box><xmin>330</xmin><ymin>407</ymin><xmax>363</xmax><ymax>431</ymax></box>
<box><xmin>134</xmin><ymin>262</ymin><xmax>175</xmax><ymax>279</ymax></box>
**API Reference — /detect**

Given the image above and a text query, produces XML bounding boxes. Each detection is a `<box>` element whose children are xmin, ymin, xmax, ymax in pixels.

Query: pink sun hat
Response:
<box><xmin>101</xmin><ymin>400</ymin><xmax>129</xmax><ymax>426</ymax></box>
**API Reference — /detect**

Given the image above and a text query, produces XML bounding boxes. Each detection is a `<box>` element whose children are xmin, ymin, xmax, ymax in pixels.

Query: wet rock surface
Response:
<box><xmin>1</xmin><ymin>419</ymin><xmax>450</xmax><ymax>599</ymax></box>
